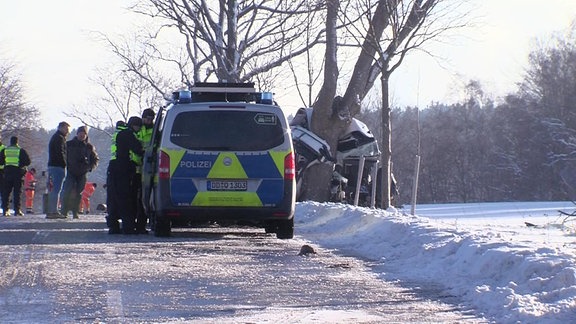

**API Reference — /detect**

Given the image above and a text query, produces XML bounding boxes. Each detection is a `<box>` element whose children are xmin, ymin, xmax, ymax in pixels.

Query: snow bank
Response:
<box><xmin>295</xmin><ymin>201</ymin><xmax>576</xmax><ymax>323</ymax></box>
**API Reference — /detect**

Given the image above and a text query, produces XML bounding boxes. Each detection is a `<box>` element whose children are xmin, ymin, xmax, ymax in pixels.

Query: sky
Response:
<box><xmin>1</xmin><ymin>0</ymin><xmax>576</xmax><ymax>129</ymax></box>
<box><xmin>293</xmin><ymin>200</ymin><xmax>576</xmax><ymax>323</ymax></box>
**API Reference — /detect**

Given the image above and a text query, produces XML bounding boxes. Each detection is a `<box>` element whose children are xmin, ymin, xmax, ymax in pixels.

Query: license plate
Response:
<box><xmin>207</xmin><ymin>180</ymin><xmax>247</xmax><ymax>191</ymax></box>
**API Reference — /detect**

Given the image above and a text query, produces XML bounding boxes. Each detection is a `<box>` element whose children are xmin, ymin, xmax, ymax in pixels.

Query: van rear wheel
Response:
<box><xmin>276</xmin><ymin>218</ymin><xmax>294</xmax><ymax>239</ymax></box>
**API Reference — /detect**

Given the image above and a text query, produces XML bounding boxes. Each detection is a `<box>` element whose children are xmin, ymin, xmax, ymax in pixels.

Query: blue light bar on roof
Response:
<box><xmin>261</xmin><ymin>92</ymin><xmax>273</xmax><ymax>104</ymax></box>
<box><xmin>178</xmin><ymin>90</ymin><xmax>192</xmax><ymax>103</ymax></box>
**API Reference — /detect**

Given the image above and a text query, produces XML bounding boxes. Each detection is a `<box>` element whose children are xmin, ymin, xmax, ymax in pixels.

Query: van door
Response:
<box><xmin>141</xmin><ymin>106</ymin><xmax>164</xmax><ymax>215</ymax></box>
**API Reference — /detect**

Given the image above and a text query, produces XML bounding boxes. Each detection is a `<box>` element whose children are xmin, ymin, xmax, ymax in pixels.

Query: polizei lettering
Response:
<box><xmin>180</xmin><ymin>160</ymin><xmax>212</xmax><ymax>168</ymax></box>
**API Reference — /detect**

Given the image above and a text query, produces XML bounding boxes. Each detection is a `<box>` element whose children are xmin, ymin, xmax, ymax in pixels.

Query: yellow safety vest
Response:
<box><xmin>4</xmin><ymin>146</ymin><xmax>21</xmax><ymax>167</ymax></box>
<box><xmin>112</xmin><ymin>126</ymin><xmax>142</xmax><ymax>168</ymax></box>
<box><xmin>132</xmin><ymin>125</ymin><xmax>153</xmax><ymax>171</ymax></box>
<box><xmin>110</xmin><ymin>125</ymin><xmax>127</xmax><ymax>161</ymax></box>
<box><xmin>137</xmin><ymin>125</ymin><xmax>154</xmax><ymax>150</ymax></box>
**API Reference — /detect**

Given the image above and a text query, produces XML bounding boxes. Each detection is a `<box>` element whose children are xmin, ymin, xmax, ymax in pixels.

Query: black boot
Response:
<box><xmin>107</xmin><ymin>218</ymin><xmax>121</xmax><ymax>234</ymax></box>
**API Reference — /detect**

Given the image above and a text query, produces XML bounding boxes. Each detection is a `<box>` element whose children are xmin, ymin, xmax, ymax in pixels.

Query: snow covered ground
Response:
<box><xmin>295</xmin><ymin>201</ymin><xmax>576</xmax><ymax>323</ymax></box>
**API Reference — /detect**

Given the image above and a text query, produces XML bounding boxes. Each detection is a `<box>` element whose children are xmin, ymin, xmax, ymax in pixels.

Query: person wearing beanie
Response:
<box><xmin>127</xmin><ymin>116</ymin><xmax>142</xmax><ymax>128</ymax></box>
<box><xmin>107</xmin><ymin>116</ymin><xmax>143</xmax><ymax>234</ymax></box>
<box><xmin>76</xmin><ymin>126</ymin><xmax>88</xmax><ymax>135</ymax></box>
<box><xmin>46</xmin><ymin>121</ymin><xmax>70</xmax><ymax>219</ymax></box>
<box><xmin>0</xmin><ymin>136</ymin><xmax>31</xmax><ymax>216</ymax></box>
<box><xmin>60</xmin><ymin>126</ymin><xmax>99</xmax><ymax>219</ymax></box>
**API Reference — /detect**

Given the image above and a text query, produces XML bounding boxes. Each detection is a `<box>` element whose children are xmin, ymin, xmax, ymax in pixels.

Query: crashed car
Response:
<box><xmin>290</xmin><ymin>107</ymin><xmax>383</xmax><ymax>206</ymax></box>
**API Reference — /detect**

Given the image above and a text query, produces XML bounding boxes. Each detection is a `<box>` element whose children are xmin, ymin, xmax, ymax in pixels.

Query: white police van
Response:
<box><xmin>142</xmin><ymin>83</ymin><xmax>296</xmax><ymax>238</ymax></box>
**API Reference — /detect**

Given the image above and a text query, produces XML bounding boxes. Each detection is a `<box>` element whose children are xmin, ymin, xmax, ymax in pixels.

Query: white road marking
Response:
<box><xmin>106</xmin><ymin>290</ymin><xmax>124</xmax><ymax>319</ymax></box>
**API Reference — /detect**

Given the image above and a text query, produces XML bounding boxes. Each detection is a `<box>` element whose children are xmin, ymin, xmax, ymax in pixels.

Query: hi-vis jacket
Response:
<box><xmin>0</xmin><ymin>145</ymin><xmax>31</xmax><ymax>176</ymax></box>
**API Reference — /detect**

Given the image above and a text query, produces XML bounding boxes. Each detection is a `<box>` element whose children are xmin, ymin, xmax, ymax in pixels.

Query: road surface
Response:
<box><xmin>0</xmin><ymin>214</ymin><xmax>484</xmax><ymax>323</ymax></box>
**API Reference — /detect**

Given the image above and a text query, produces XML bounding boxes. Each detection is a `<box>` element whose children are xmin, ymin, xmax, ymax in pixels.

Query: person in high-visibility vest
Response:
<box><xmin>79</xmin><ymin>182</ymin><xmax>97</xmax><ymax>214</ymax></box>
<box><xmin>107</xmin><ymin>117</ymin><xmax>143</xmax><ymax>234</ymax></box>
<box><xmin>24</xmin><ymin>168</ymin><xmax>37</xmax><ymax>214</ymax></box>
<box><xmin>0</xmin><ymin>136</ymin><xmax>31</xmax><ymax>216</ymax></box>
<box><xmin>106</xmin><ymin>120</ymin><xmax>127</xmax><ymax>233</ymax></box>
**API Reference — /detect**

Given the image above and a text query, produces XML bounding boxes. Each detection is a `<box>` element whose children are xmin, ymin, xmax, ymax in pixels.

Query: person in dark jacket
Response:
<box><xmin>107</xmin><ymin>117</ymin><xmax>143</xmax><ymax>234</ymax></box>
<box><xmin>60</xmin><ymin>126</ymin><xmax>99</xmax><ymax>219</ymax></box>
<box><xmin>46</xmin><ymin>121</ymin><xmax>70</xmax><ymax>219</ymax></box>
<box><xmin>0</xmin><ymin>136</ymin><xmax>31</xmax><ymax>216</ymax></box>
<box><xmin>106</xmin><ymin>121</ymin><xmax>127</xmax><ymax>233</ymax></box>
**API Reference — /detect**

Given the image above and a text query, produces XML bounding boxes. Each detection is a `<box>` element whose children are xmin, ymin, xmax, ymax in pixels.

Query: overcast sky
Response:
<box><xmin>1</xmin><ymin>0</ymin><xmax>576</xmax><ymax>129</ymax></box>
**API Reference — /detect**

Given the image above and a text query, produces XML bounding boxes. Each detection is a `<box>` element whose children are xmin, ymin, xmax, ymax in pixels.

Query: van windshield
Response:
<box><xmin>170</xmin><ymin>110</ymin><xmax>285</xmax><ymax>151</ymax></box>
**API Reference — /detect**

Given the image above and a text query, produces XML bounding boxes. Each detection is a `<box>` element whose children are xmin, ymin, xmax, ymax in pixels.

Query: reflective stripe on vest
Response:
<box><xmin>5</xmin><ymin>146</ymin><xmax>20</xmax><ymax>167</ymax></box>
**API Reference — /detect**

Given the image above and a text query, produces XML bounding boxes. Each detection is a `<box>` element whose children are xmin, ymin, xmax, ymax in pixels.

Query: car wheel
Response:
<box><xmin>276</xmin><ymin>218</ymin><xmax>294</xmax><ymax>239</ymax></box>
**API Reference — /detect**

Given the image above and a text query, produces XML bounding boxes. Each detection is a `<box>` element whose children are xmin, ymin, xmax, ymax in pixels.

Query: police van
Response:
<box><xmin>142</xmin><ymin>83</ymin><xmax>296</xmax><ymax>238</ymax></box>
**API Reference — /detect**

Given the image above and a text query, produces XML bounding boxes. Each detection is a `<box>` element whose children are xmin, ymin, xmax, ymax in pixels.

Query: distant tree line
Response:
<box><xmin>359</xmin><ymin>30</ymin><xmax>576</xmax><ymax>204</ymax></box>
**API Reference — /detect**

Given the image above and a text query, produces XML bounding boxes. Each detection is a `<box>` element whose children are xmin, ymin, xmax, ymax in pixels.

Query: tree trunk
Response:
<box><xmin>380</xmin><ymin>73</ymin><xmax>391</xmax><ymax>209</ymax></box>
<box><xmin>300</xmin><ymin>0</ymin><xmax>341</xmax><ymax>202</ymax></box>
<box><xmin>225</xmin><ymin>0</ymin><xmax>239</xmax><ymax>82</ymax></box>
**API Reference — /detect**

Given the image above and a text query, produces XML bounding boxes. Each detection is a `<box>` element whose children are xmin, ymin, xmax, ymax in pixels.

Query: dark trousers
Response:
<box><xmin>108</xmin><ymin>162</ymin><xmax>138</xmax><ymax>233</ymax></box>
<box><xmin>61</xmin><ymin>172</ymin><xmax>87</xmax><ymax>216</ymax></box>
<box><xmin>2</xmin><ymin>168</ymin><xmax>23</xmax><ymax>212</ymax></box>
<box><xmin>106</xmin><ymin>164</ymin><xmax>118</xmax><ymax>229</ymax></box>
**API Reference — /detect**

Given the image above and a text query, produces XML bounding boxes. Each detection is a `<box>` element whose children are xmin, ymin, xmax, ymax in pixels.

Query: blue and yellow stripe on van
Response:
<box><xmin>162</xmin><ymin>148</ymin><xmax>290</xmax><ymax>207</ymax></box>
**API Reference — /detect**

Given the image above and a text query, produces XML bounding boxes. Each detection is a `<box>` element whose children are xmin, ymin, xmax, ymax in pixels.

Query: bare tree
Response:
<box><xmin>64</xmin><ymin>64</ymin><xmax>164</xmax><ymax>136</ymax></box>
<box><xmin>117</xmin><ymin>0</ymin><xmax>327</xmax><ymax>89</ymax></box>
<box><xmin>91</xmin><ymin>0</ymin><xmax>327</xmax><ymax>135</ymax></box>
<box><xmin>519</xmin><ymin>24</ymin><xmax>576</xmax><ymax>129</ymax></box>
<box><xmin>0</xmin><ymin>61</ymin><xmax>41</xmax><ymax>146</ymax></box>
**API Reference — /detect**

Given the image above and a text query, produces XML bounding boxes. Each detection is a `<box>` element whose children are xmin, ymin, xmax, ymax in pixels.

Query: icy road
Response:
<box><xmin>0</xmin><ymin>214</ymin><xmax>482</xmax><ymax>323</ymax></box>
